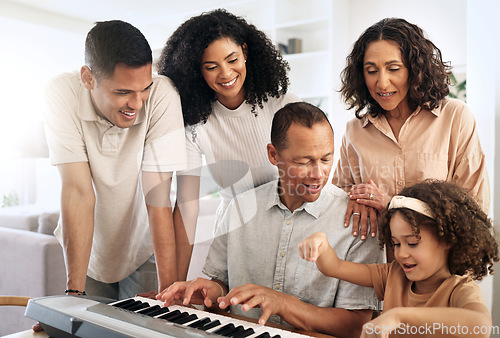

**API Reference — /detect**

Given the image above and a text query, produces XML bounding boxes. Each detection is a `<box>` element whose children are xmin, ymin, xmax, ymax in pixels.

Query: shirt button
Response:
<box><xmin>275</xmin><ymin>284</ymin><xmax>281</xmax><ymax>290</ymax></box>
<box><xmin>280</xmin><ymin>252</ymin><xmax>285</xmax><ymax>257</ymax></box>
<box><xmin>286</xmin><ymin>220</ymin><xmax>291</xmax><ymax>225</ymax></box>
<box><xmin>398</xmin><ymin>181</ymin><xmax>403</xmax><ymax>186</ymax></box>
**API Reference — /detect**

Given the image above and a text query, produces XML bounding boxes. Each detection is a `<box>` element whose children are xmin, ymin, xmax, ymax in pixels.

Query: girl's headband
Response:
<box><xmin>388</xmin><ymin>195</ymin><xmax>435</xmax><ymax>219</ymax></box>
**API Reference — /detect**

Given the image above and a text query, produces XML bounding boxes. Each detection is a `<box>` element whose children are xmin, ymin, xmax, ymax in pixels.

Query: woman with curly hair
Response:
<box><xmin>157</xmin><ymin>9</ymin><xmax>300</xmax><ymax>282</ymax></box>
<box><xmin>299</xmin><ymin>179</ymin><xmax>498</xmax><ymax>337</ymax></box>
<box><xmin>332</xmin><ymin>17</ymin><xmax>489</xmax><ymax>240</ymax></box>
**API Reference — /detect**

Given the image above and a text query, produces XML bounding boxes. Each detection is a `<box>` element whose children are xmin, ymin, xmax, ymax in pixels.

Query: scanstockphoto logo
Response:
<box><xmin>364</xmin><ymin>322</ymin><xmax>500</xmax><ymax>336</ymax></box>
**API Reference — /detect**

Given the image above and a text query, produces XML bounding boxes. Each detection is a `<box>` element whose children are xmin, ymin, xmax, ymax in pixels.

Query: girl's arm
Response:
<box><xmin>362</xmin><ymin>303</ymin><xmax>492</xmax><ymax>338</ymax></box>
<box><xmin>298</xmin><ymin>232</ymin><xmax>373</xmax><ymax>287</ymax></box>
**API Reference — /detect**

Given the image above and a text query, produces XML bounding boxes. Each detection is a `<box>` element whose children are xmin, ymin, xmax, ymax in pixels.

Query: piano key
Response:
<box><xmin>110</xmin><ymin>298</ymin><xmax>135</xmax><ymax>308</ymax></box>
<box><xmin>163</xmin><ymin>310</ymin><xmax>188</xmax><ymax>322</ymax></box>
<box><xmin>224</xmin><ymin>325</ymin><xmax>247</xmax><ymax>337</ymax></box>
<box><xmin>188</xmin><ymin>317</ymin><xmax>211</xmax><ymax>328</ymax></box>
<box><xmin>131</xmin><ymin>297</ymin><xmax>306</xmax><ymax>338</ymax></box>
<box><xmin>127</xmin><ymin>301</ymin><xmax>149</xmax><ymax>312</ymax></box>
<box><xmin>199</xmin><ymin>319</ymin><xmax>222</xmax><ymax>331</ymax></box>
<box><xmin>147</xmin><ymin>306</ymin><xmax>170</xmax><ymax>317</ymax></box>
<box><xmin>157</xmin><ymin>309</ymin><xmax>181</xmax><ymax>320</ymax></box>
<box><xmin>115</xmin><ymin>300</ymin><xmax>142</xmax><ymax>310</ymax></box>
<box><xmin>255</xmin><ymin>332</ymin><xmax>271</xmax><ymax>338</ymax></box>
<box><xmin>135</xmin><ymin>304</ymin><xmax>160</xmax><ymax>315</ymax></box>
<box><xmin>234</xmin><ymin>327</ymin><xmax>256</xmax><ymax>338</ymax></box>
<box><xmin>213</xmin><ymin>323</ymin><xmax>236</xmax><ymax>335</ymax></box>
<box><xmin>174</xmin><ymin>313</ymin><xmax>198</xmax><ymax>325</ymax></box>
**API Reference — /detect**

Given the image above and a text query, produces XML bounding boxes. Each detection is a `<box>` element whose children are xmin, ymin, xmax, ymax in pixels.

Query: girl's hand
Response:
<box><xmin>361</xmin><ymin>308</ymin><xmax>401</xmax><ymax>338</ymax></box>
<box><xmin>298</xmin><ymin>232</ymin><xmax>330</xmax><ymax>262</ymax></box>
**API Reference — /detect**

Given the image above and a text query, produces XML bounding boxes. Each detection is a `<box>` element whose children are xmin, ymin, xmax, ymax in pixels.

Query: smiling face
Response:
<box><xmin>268</xmin><ymin>121</ymin><xmax>334</xmax><ymax>212</ymax></box>
<box><xmin>201</xmin><ymin>37</ymin><xmax>247</xmax><ymax>109</ymax></box>
<box><xmin>82</xmin><ymin>62</ymin><xmax>153</xmax><ymax>128</ymax></box>
<box><xmin>363</xmin><ymin>39</ymin><xmax>410</xmax><ymax>115</ymax></box>
<box><xmin>390</xmin><ymin>211</ymin><xmax>451</xmax><ymax>293</ymax></box>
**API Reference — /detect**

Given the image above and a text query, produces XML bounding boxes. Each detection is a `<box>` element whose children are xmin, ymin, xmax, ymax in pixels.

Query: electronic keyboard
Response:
<box><xmin>25</xmin><ymin>295</ymin><xmax>313</xmax><ymax>338</ymax></box>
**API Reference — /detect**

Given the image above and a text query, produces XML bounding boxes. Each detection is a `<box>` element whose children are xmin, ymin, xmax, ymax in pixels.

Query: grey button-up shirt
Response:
<box><xmin>203</xmin><ymin>180</ymin><xmax>383</xmax><ymax>325</ymax></box>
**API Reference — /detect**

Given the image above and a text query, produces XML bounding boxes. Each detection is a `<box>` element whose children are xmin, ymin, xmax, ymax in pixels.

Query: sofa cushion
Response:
<box><xmin>38</xmin><ymin>212</ymin><xmax>60</xmax><ymax>235</ymax></box>
<box><xmin>0</xmin><ymin>205</ymin><xmax>42</xmax><ymax>232</ymax></box>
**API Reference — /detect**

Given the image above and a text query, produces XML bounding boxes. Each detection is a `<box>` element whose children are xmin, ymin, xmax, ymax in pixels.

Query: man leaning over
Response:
<box><xmin>43</xmin><ymin>20</ymin><xmax>186</xmax><ymax>303</ymax></box>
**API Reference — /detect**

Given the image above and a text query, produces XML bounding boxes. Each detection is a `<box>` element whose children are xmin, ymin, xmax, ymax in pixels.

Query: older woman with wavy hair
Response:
<box><xmin>157</xmin><ymin>9</ymin><xmax>300</xmax><ymax>283</ymax></box>
<box><xmin>333</xmin><ymin>17</ymin><xmax>489</xmax><ymax>241</ymax></box>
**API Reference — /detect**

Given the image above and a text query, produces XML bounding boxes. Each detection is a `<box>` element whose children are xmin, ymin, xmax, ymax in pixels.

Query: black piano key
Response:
<box><xmin>148</xmin><ymin>306</ymin><xmax>170</xmax><ymax>317</ymax></box>
<box><xmin>271</xmin><ymin>335</ymin><xmax>281</xmax><ymax>338</ymax></box>
<box><xmin>111</xmin><ymin>298</ymin><xmax>136</xmax><ymax>308</ymax></box>
<box><xmin>199</xmin><ymin>319</ymin><xmax>221</xmax><ymax>331</ymax></box>
<box><xmin>136</xmin><ymin>305</ymin><xmax>160</xmax><ymax>315</ymax></box>
<box><xmin>127</xmin><ymin>302</ymin><xmax>149</xmax><ymax>312</ymax></box>
<box><xmin>174</xmin><ymin>313</ymin><xmax>198</xmax><ymax>325</ymax></box>
<box><xmin>164</xmin><ymin>311</ymin><xmax>189</xmax><ymax>323</ymax></box>
<box><xmin>213</xmin><ymin>323</ymin><xmax>236</xmax><ymax>336</ymax></box>
<box><xmin>118</xmin><ymin>300</ymin><xmax>142</xmax><ymax>310</ymax></box>
<box><xmin>158</xmin><ymin>309</ymin><xmax>181</xmax><ymax>320</ymax></box>
<box><xmin>223</xmin><ymin>325</ymin><xmax>246</xmax><ymax>337</ymax></box>
<box><xmin>188</xmin><ymin>317</ymin><xmax>211</xmax><ymax>328</ymax></box>
<box><xmin>233</xmin><ymin>328</ymin><xmax>255</xmax><ymax>338</ymax></box>
<box><xmin>255</xmin><ymin>333</ymin><xmax>271</xmax><ymax>338</ymax></box>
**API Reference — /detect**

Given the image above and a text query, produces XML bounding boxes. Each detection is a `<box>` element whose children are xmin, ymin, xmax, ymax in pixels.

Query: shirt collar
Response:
<box><xmin>361</xmin><ymin>104</ymin><xmax>440</xmax><ymax>128</ymax></box>
<box><xmin>77</xmin><ymin>77</ymin><xmax>146</xmax><ymax>126</ymax></box>
<box><xmin>265</xmin><ymin>180</ymin><xmax>329</xmax><ymax>219</ymax></box>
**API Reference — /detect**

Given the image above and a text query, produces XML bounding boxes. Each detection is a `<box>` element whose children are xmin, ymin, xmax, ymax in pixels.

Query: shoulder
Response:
<box><xmin>436</xmin><ymin>97</ymin><xmax>475</xmax><ymax>124</ymax></box>
<box><xmin>447</xmin><ymin>275</ymin><xmax>485</xmax><ymax>307</ymax></box>
<box><xmin>321</xmin><ymin>183</ymin><xmax>349</xmax><ymax>203</ymax></box>
<box><xmin>150</xmin><ymin>74</ymin><xmax>179</xmax><ymax>94</ymax></box>
<box><xmin>343</xmin><ymin>115</ymin><xmax>367</xmax><ymax>134</ymax></box>
<box><xmin>262</xmin><ymin>92</ymin><xmax>301</xmax><ymax>112</ymax></box>
<box><xmin>46</xmin><ymin>71</ymin><xmax>81</xmax><ymax>96</ymax></box>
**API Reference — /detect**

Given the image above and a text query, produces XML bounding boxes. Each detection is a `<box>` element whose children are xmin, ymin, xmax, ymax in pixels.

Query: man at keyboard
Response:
<box><xmin>158</xmin><ymin>102</ymin><xmax>383</xmax><ymax>337</ymax></box>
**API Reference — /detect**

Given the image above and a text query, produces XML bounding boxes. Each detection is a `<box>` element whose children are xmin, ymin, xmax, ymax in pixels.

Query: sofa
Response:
<box><xmin>0</xmin><ymin>205</ymin><xmax>65</xmax><ymax>336</ymax></box>
<box><xmin>0</xmin><ymin>197</ymin><xmax>218</xmax><ymax>336</ymax></box>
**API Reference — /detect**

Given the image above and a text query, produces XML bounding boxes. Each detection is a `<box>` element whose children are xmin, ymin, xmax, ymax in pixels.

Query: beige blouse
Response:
<box><xmin>333</xmin><ymin>97</ymin><xmax>490</xmax><ymax>213</ymax></box>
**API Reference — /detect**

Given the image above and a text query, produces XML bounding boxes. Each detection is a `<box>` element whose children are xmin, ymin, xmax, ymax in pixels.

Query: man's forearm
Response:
<box><xmin>173</xmin><ymin>203</ymin><xmax>194</xmax><ymax>281</ymax></box>
<box><xmin>278</xmin><ymin>293</ymin><xmax>373</xmax><ymax>338</ymax></box>
<box><xmin>148</xmin><ymin>205</ymin><xmax>177</xmax><ymax>291</ymax></box>
<box><xmin>61</xmin><ymin>187</ymin><xmax>95</xmax><ymax>292</ymax></box>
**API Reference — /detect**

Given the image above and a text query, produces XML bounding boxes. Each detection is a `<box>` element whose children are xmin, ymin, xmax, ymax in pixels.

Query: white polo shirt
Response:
<box><xmin>44</xmin><ymin>71</ymin><xmax>186</xmax><ymax>283</ymax></box>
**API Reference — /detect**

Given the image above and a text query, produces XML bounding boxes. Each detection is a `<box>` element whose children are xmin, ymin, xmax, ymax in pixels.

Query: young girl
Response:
<box><xmin>299</xmin><ymin>180</ymin><xmax>498</xmax><ymax>337</ymax></box>
<box><xmin>157</xmin><ymin>9</ymin><xmax>300</xmax><ymax>283</ymax></box>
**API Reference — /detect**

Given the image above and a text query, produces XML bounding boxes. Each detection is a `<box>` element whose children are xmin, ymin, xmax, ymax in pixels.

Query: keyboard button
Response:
<box><xmin>213</xmin><ymin>323</ymin><xmax>236</xmax><ymax>336</ymax></box>
<box><xmin>175</xmin><ymin>314</ymin><xmax>198</xmax><ymax>325</ymax></box>
<box><xmin>111</xmin><ymin>299</ymin><xmax>135</xmax><ymax>308</ymax></box>
<box><xmin>158</xmin><ymin>309</ymin><xmax>181</xmax><ymax>320</ymax></box>
<box><xmin>233</xmin><ymin>328</ymin><xmax>255</xmax><ymax>338</ymax></box>
<box><xmin>149</xmin><ymin>307</ymin><xmax>170</xmax><ymax>317</ymax></box>
<box><xmin>136</xmin><ymin>305</ymin><xmax>160</xmax><ymax>315</ymax></box>
<box><xmin>199</xmin><ymin>319</ymin><xmax>221</xmax><ymax>331</ymax></box>
<box><xmin>255</xmin><ymin>333</ymin><xmax>271</xmax><ymax>338</ymax></box>
<box><xmin>128</xmin><ymin>302</ymin><xmax>149</xmax><ymax>312</ymax></box>
<box><xmin>188</xmin><ymin>317</ymin><xmax>211</xmax><ymax>328</ymax></box>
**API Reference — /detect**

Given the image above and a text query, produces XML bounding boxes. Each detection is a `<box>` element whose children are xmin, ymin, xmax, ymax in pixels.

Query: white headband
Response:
<box><xmin>388</xmin><ymin>195</ymin><xmax>435</xmax><ymax>219</ymax></box>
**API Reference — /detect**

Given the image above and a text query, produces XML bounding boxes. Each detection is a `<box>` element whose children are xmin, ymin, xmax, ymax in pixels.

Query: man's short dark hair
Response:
<box><xmin>85</xmin><ymin>20</ymin><xmax>152</xmax><ymax>80</ymax></box>
<box><xmin>271</xmin><ymin>102</ymin><xmax>332</xmax><ymax>150</ymax></box>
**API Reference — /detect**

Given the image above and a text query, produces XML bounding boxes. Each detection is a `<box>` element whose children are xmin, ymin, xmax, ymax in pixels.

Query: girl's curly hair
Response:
<box><xmin>157</xmin><ymin>9</ymin><xmax>290</xmax><ymax>126</ymax></box>
<box><xmin>340</xmin><ymin>18</ymin><xmax>452</xmax><ymax>119</ymax></box>
<box><xmin>378</xmin><ymin>179</ymin><xmax>499</xmax><ymax>281</ymax></box>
